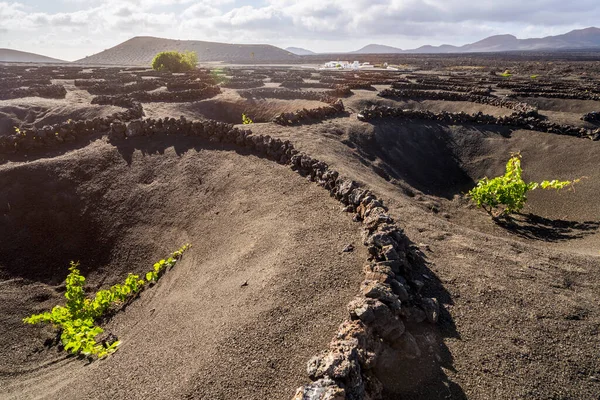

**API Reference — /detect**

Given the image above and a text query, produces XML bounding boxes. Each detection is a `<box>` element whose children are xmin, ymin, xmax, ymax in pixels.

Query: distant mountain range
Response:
<box><xmin>352</xmin><ymin>44</ymin><xmax>404</xmax><ymax>54</ymax></box>
<box><xmin>285</xmin><ymin>47</ymin><xmax>315</xmax><ymax>55</ymax></box>
<box><xmin>302</xmin><ymin>27</ymin><xmax>600</xmax><ymax>55</ymax></box>
<box><xmin>0</xmin><ymin>49</ymin><xmax>65</xmax><ymax>63</ymax></box>
<box><xmin>77</xmin><ymin>36</ymin><xmax>295</xmax><ymax>65</ymax></box>
<box><xmin>2</xmin><ymin>27</ymin><xmax>600</xmax><ymax>66</ymax></box>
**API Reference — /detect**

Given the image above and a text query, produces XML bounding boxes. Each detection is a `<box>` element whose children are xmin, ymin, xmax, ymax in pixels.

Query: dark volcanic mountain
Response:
<box><xmin>353</xmin><ymin>27</ymin><xmax>600</xmax><ymax>54</ymax></box>
<box><xmin>0</xmin><ymin>49</ymin><xmax>66</xmax><ymax>63</ymax></box>
<box><xmin>352</xmin><ymin>44</ymin><xmax>403</xmax><ymax>54</ymax></box>
<box><xmin>76</xmin><ymin>36</ymin><xmax>297</xmax><ymax>65</ymax></box>
<box><xmin>286</xmin><ymin>47</ymin><xmax>316</xmax><ymax>55</ymax></box>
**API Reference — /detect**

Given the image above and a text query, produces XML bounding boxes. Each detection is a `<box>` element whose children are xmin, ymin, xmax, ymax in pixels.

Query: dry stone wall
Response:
<box><xmin>87</xmin><ymin>80</ymin><xmax>164</xmax><ymax>95</ymax></box>
<box><xmin>0</xmin><ymin>114</ymin><xmax>441</xmax><ymax>400</ymax></box>
<box><xmin>357</xmin><ymin>105</ymin><xmax>600</xmax><ymax>140</ymax></box>
<box><xmin>0</xmin><ymin>84</ymin><xmax>67</xmax><ymax>100</ymax></box>
<box><xmin>220</xmin><ymin>79</ymin><xmax>265</xmax><ymax>89</ymax></box>
<box><xmin>582</xmin><ymin>111</ymin><xmax>600</xmax><ymax>123</ymax></box>
<box><xmin>379</xmin><ymin>88</ymin><xmax>537</xmax><ymax>114</ymax></box>
<box><xmin>391</xmin><ymin>81</ymin><xmax>492</xmax><ymax>95</ymax></box>
<box><xmin>238</xmin><ymin>88</ymin><xmax>337</xmax><ymax>104</ymax></box>
<box><xmin>273</xmin><ymin>100</ymin><xmax>346</xmax><ymax>126</ymax></box>
<box><xmin>131</xmin><ymin>86</ymin><xmax>221</xmax><ymax>102</ymax></box>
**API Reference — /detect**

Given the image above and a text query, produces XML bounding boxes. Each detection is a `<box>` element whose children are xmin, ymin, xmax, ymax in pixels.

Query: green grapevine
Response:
<box><xmin>242</xmin><ymin>113</ymin><xmax>253</xmax><ymax>125</ymax></box>
<box><xmin>24</xmin><ymin>244</ymin><xmax>191</xmax><ymax>359</ymax></box>
<box><xmin>468</xmin><ymin>154</ymin><xmax>579</xmax><ymax>218</ymax></box>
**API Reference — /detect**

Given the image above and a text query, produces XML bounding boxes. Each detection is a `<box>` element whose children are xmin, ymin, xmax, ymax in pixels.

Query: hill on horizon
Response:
<box><xmin>285</xmin><ymin>47</ymin><xmax>316</xmax><ymax>55</ymax></box>
<box><xmin>352</xmin><ymin>27</ymin><xmax>600</xmax><ymax>54</ymax></box>
<box><xmin>0</xmin><ymin>49</ymin><xmax>66</xmax><ymax>64</ymax></box>
<box><xmin>77</xmin><ymin>37</ymin><xmax>297</xmax><ymax>66</ymax></box>
<box><xmin>352</xmin><ymin>44</ymin><xmax>403</xmax><ymax>54</ymax></box>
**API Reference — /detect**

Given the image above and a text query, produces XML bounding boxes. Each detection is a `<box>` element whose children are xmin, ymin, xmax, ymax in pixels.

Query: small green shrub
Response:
<box><xmin>468</xmin><ymin>154</ymin><xmax>579</xmax><ymax>218</ymax></box>
<box><xmin>242</xmin><ymin>113</ymin><xmax>253</xmax><ymax>125</ymax></box>
<box><xmin>500</xmin><ymin>69</ymin><xmax>512</xmax><ymax>78</ymax></box>
<box><xmin>24</xmin><ymin>244</ymin><xmax>191</xmax><ymax>359</ymax></box>
<box><xmin>151</xmin><ymin>51</ymin><xmax>198</xmax><ymax>73</ymax></box>
<box><xmin>210</xmin><ymin>68</ymin><xmax>228</xmax><ymax>84</ymax></box>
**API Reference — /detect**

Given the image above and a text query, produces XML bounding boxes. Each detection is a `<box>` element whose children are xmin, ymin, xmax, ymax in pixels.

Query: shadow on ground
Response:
<box><xmin>343</xmin><ymin>120</ymin><xmax>515</xmax><ymax>199</ymax></box>
<box><xmin>496</xmin><ymin>213</ymin><xmax>600</xmax><ymax>242</ymax></box>
<box><xmin>374</xmin><ymin>238</ymin><xmax>466</xmax><ymax>399</ymax></box>
<box><xmin>108</xmin><ymin>134</ymin><xmax>467</xmax><ymax>399</ymax></box>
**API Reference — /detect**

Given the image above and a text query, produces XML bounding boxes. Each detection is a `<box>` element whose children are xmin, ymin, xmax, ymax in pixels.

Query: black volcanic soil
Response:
<box><xmin>1</xmin><ymin>61</ymin><xmax>600</xmax><ymax>400</ymax></box>
<box><xmin>0</xmin><ymin>138</ymin><xmax>366</xmax><ymax>400</ymax></box>
<box><xmin>249</xmin><ymin>114</ymin><xmax>600</xmax><ymax>399</ymax></box>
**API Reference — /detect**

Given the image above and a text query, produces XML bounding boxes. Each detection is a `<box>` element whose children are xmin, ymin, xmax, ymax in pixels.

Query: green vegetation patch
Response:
<box><xmin>151</xmin><ymin>51</ymin><xmax>198</xmax><ymax>73</ymax></box>
<box><xmin>24</xmin><ymin>244</ymin><xmax>191</xmax><ymax>359</ymax></box>
<box><xmin>242</xmin><ymin>113</ymin><xmax>253</xmax><ymax>124</ymax></box>
<box><xmin>468</xmin><ymin>154</ymin><xmax>580</xmax><ymax>218</ymax></box>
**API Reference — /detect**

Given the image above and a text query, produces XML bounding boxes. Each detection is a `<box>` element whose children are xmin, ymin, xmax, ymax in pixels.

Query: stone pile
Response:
<box><xmin>582</xmin><ymin>111</ymin><xmax>600</xmax><ymax>123</ymax></box>
<box><xmin>357</xmin><ymin>105</ymin><xmax>600</xmax><ymax>140</ymax></box>
<box><xmin>273</xmin><ymin>100</ymin><xmax>345</xmax><ymax>126</ymax></box>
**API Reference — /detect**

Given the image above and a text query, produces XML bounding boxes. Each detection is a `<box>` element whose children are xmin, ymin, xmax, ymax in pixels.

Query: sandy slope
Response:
<box><xmin>0</xmin><ymin>138</ymin><xmax>365</xmax><ymax>399</ymax></box>
<box><xmin>76</xmin><ymin>37</ymin><xmax>296</xmax><ymax>66</ymax></box>
<box><xmin>0</xmin><ymin>49</ymin><xmax>65</xmax><ymax>64</ymax></box>
<box><xmin>1</xmin><ymin>66</ymin><xmax>600</xmax><ymax>399</ymax></box>
<box><xmin>0</xmin><ymin>80</ymin><xmax>123</xmax><ymax>132</ymax></box>
<box><xmin>250</xmin><ymin>114</ymin><xmax>600</xmax><ymax>399</ymax></box>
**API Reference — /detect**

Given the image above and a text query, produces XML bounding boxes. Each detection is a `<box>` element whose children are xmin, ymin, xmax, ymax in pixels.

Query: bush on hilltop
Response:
<box><xmin>151</xmin><ymin>51</ymin><xmax>198</xmax><ymax>73</ymax></box>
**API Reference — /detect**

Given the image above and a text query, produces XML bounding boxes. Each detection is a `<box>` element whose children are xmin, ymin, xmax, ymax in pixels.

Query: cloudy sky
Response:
<box><xmin>1</xmin><ymin>0</ymin><xmax>599</xmax><ymax>60</ymax></box>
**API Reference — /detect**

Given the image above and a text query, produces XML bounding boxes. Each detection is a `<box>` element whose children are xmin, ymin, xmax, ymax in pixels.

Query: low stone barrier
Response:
<box><xmin>273</xmin><ymin>100</ymin><xmax>346</xmax><ymax>126</ymax></box>
<box><xmin>87</xmin><ymin>80</ymin><xmax>164</xmax><ymax>95</ymax></box>
<box><xmin>0</xmin><ymin>114</ymin><xmax>442</xmax><ymax>399</ymax></box>
<box><xmin>280</xmin><ymin>81</ymin><xmax>334</xmax><ymax>89</ymax></box>
<box><xmin>91</xmin><ymin>96</ymin><xmax>144</xmax><ymax>121</ymax></box>
<box><xmin>1</xmin><ymin>78</ymin><xmax>52</xmax><ymax>89</ymax></box>
<box><xmin>0</xmin><ymin>84</ymin><xmax>67</xmax><ymax>100</ymax></box>
<box><xmin>582</xmin><ymin>111</ymin><xmax>600</xmax><ymax>122</ymax></box>
<box><xmin>379</xmin><ymin>88</ymin><xmax>537</xmax><ymax>114</ymax></box>
<box><xmin>357</xmin><ymin>105</ymin><xmax>600</xmax><ymax>140</ymax></box>
<box><xmin>166</xmin><ymin>80</ymin><xmax>212</xmax><ymax>91</ymax></box>
<box><xmin>119</xmin><ymin>86</ymin><xmax>221</xmax><ymax>102</ymax></box>
<box><xmin>220</xmin><ymin>79</ymin><xmax>265</xmax><ymax>89</ymax></box>
<box><xmin>239</xmin><ymin>88</ymin><xmax>336</xmax><ymax>104</ymax></box>
<box><xmin>392</xmin><ymin>81</ymin><xmax>492</xmax><ymax>95</ymax></box>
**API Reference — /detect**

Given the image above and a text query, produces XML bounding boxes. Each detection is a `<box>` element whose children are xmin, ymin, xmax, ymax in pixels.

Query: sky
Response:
<box><xmin>1</xmin><ymin>0</ymin><xmax>599</xmax><ymax>61</ymax></box>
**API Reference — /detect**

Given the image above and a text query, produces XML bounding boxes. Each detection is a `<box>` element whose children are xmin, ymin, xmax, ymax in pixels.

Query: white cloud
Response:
<box><xmin>0</xmin><ymin>0</ymin><xmax>599</xmax><ymax>60</ymax></box>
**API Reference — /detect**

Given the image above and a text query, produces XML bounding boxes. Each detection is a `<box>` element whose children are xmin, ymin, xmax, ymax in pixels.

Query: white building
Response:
<box><xmin>322</xmin><ymin>61</ymin><xmax>361</xmax><ymax>70</ymax></box>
